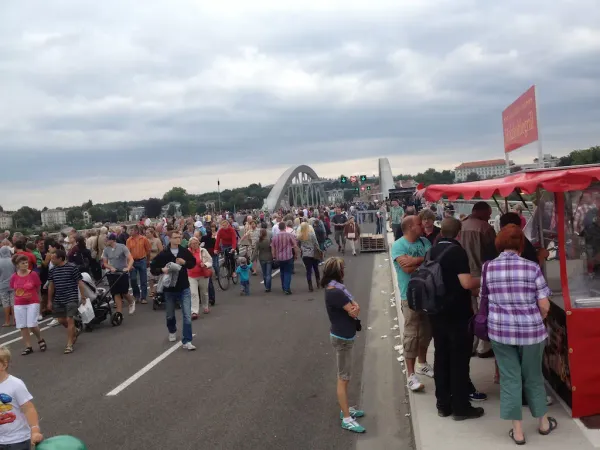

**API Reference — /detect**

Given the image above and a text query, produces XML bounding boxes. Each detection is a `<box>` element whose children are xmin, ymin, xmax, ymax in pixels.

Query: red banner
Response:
<box><xmin>502</xmin><ymin>85</ymin><xmax>539</xmax><ymax>153</ymax></box>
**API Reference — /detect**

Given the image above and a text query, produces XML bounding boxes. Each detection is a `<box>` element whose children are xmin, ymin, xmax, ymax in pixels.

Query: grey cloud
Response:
<box><xmin>1</xmin><ymin>0</ymin><xmax>599</xmax><ymax>209</ymax></box>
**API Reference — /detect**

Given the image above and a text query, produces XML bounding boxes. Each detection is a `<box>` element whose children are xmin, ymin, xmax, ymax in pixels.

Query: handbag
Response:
<box><xmin>314</xmin><ymin>245</ymin><xmax>324</xmax><ymax>261</ymax></box>
<box><xmin>347</xmin><ymin>233</ymin><xmax>356</xmax><ymax>239</ymax></box>
<box><xmin>470</xmin><ymin>263</ymin><xmax>490</xmax><ymax>341</ymax></box>
<box><xmin>324</xmin><ymin>238</ymin><xmax>333</xmax><ymax>249</ymax></box>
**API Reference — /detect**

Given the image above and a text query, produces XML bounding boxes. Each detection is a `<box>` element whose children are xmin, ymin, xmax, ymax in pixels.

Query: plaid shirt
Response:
<box><xmin>482</xmin><ymin>252</ymin><xmax>551</xmax><ymax>346</ymax></box>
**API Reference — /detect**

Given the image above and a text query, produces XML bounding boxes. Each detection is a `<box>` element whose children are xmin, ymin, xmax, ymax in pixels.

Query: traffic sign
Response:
<box><xmin>360</xmin><ymin>175</ymin><xmax>367</xmax><ymax>182</ymax></box>
<box><xmin>340</xmin><ymin>176</ymin><xmax>347</xmax><ymax>183</ymax></box>
<box><xmin>350</xmin><ymin>176</ymin><xmax>357</xmax><ymax>183</ymax></box>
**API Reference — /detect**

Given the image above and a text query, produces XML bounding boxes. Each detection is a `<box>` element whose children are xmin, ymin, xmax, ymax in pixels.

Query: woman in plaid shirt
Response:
<box><xmin>482</xmin><ymin>224</ymin><xmax>557</xmax><ymax>445</ymax></box>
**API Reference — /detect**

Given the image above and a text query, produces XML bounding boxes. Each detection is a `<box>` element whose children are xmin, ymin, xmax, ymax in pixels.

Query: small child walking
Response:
<box><xmin>235</xmin><ymin>257</ymin><xmax>252</xmax><ymax>296</ymax></box>
<box><xmin>0</xmin><ymin>346</ymin><xmax>44</xmax><ymax>449</ymax></box>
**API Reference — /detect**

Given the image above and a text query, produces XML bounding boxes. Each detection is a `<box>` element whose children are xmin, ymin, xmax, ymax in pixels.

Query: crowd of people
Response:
<box><xmin>391</xmin><ymin>201</ymin><xmax>558</xmax><ymax>445</ymax></box>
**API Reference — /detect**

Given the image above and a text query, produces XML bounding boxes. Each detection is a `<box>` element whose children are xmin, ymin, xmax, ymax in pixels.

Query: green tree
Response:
<box><xmin>558</xmin><ymin>146</ymin><xmax>600</xmax><ymax>167</ymax></box>
<box><xmin>82</xmin><ymin>199</ymin><xmax>93</xmax><ymax>210</ymax></box>
<box><xmin>144</xmin><ymin>198</ymin><xmax>163</xmax><ymax>218</ymax></box>
<box><xmin>13</xmin><ymin>206</ymin><xmax>41</xmax><ymax>228</ymax></box>
<box><xmin>67</xmin><ymin>207</ymin><xmax>83</xmax><ymax>225</ymax></box>
<box><xmin>466</xmin><ymin>172</ymin><xmax>482</xmax><ymax>182</ymax></box>
<box><xmin>0</xmin><ymin>205</ymin><xmax>3</xmax><ymax>212</ymax></box>
<box><xmin>163</xmin><ymin>187</ymin><xmax>188</xmax><ymax>204</ymax></box>
<box><xmin>88</xmin><ymin>206</ymin><xmax>107</xmax><ymax>223</ymax></box>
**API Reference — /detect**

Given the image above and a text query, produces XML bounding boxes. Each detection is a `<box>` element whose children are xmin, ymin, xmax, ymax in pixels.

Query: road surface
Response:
<box><xmin>2</xmin><ymin>251</ymin><xmax>413</xmax><ymax>450</ymax></box>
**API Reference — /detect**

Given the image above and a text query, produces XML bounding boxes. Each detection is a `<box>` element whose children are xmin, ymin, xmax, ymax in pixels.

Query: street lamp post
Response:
<box><xmin>218</xmin><ymin>179</ymin><xmax>221</xmax><ymax>213</ymax></box>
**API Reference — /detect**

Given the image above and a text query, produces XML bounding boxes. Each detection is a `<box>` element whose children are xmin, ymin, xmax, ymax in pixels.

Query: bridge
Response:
<box><xmin>263</xmin><ymin>158</ymin><xmax>396</xmax><ymax>211</ymax></box>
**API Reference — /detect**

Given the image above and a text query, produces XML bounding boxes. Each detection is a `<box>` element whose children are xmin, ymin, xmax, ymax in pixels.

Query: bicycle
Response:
<box><xmin>217</xmin><ymin>248</ymin><xmax>238</xmax><ymax>291</ymax></box>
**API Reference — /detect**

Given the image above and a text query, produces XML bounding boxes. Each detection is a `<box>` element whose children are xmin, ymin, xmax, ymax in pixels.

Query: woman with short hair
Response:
<box><xmin>10</xmin><ymin>254</ymin><xmax>45</xmax><ymax>355</ymax></box>
<box><xmin>482</xmin><ymin>224</ymin><xmax>556</xmax><ymax>444</ymax></box>
<box><xmin>322</xmin><ymin>257</ymin><xmax>364</xmax><ymax>433</ymax></box>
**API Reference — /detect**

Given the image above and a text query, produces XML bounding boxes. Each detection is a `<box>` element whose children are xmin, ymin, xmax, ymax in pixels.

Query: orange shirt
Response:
<box><xmin>126</xmin><ymin>235</ymin><xmax>151</xmax><ymax>260</ymax></box>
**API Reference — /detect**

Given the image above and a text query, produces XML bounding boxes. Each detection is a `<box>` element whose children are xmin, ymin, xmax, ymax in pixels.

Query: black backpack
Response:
<box><xmin>406</xmin><ymin>243</ymin><xmax>454</xmax><ymax>314</ymax></box>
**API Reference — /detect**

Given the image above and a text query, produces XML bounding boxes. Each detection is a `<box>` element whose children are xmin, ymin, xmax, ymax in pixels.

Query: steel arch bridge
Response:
<box><xmin>263</xmin><ymin>158</ymin><xmax>395</xmax><ymax>211</ymax></box>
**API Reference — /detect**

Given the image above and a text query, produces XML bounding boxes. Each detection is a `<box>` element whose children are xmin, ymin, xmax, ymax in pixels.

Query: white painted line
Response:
<box><xmin>0</xmin><ymin>318</ymin><xmax>52</xmax><ymax>339</ymax></box>
<box><xmin>106</xmin><ymin>334</ymin><xmax>197</xmax><ymax>397</ymax></box>
<box><xmin>1</xmin><ymin>324</ymin><xmax>53</xmax><ymax>346</ymax></box>
<box><xmin>260</xmin><ymin>269</ymin><xmax>280</xmax><ymax>284</ymax></box>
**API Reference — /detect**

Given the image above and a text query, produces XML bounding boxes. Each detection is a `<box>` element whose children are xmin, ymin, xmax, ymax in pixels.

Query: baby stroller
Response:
<box><xmin>76</xmin><ymin>271</ymin><xmax>124</xmax><ymax>330</ymax></box>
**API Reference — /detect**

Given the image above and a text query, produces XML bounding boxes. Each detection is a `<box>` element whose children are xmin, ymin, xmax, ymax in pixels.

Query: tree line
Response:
<box><xmin>2</xmin><ymin>145</ymin><xmax>598</xmax><ymax>233</ymax></box>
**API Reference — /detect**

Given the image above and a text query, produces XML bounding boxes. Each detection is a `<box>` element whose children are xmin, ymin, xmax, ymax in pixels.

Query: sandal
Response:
<box><xmin>509</xmin><ymin>429</ymin><xmax>526</xmax><ymax>445</ymax></box>
<box><xmin>64</xmin><ymin>345</ymin><xmax>74</xmax><ymax>354</ymax></box>
<box><xmin>21</xmin><ymin>347</ymin><xmax>33</xmax><ymax>356</ymax></box>
<box><xmin>140</xmin><ymin>299</ymin><xmax>148</xmax><ymax>304</ymax></box>
<box><xmin>2</xmin><ymin>323</ymin><xmax>10</xmax><ymax>328</ymax></box>
<box><xmin>539</xmin><ymin>417</ymin><xmax>558</xmax><ymax>436</ymax></box>
<box><xmin>38</xmin><ymin>340</ymin><xmax>47</xmax><ymax>352</ymax></box>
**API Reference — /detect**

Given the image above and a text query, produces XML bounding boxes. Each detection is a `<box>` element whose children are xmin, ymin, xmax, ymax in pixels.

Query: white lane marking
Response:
<box><xmin>260</xmin><ymin>269</ymin><xmax>280</xmax><ymax>284</ymax></box>
<box><xmin>0</xmin><ymin>318</ymin><xmax>52</xmax><ymax>339</ymax></box>
<box><xmin>106</xmin><ymin>334</ymin><xmax>197</xmax><ymax>397</ymax></box>
<box><xmin>1</xmin><ymin>324</ymin><xmax>53</xmax><ymax>346</ymax></box>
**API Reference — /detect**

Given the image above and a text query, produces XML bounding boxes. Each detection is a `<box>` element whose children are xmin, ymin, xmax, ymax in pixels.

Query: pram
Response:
<box><xmin>76</xmin><ymin>271</ymin><xmax>125</xmax><ymax>329</ymax></box>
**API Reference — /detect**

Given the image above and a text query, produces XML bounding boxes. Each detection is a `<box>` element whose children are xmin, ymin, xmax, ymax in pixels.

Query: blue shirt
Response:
<box><xmin>235</xmin><ymin>263</ymin><xmax>253</xmax><ymax>282</ymax></box>
<box><xmin>391</xmin><ymin>236</ymin><xmax>431</xmax><ymax>300</ymax></box>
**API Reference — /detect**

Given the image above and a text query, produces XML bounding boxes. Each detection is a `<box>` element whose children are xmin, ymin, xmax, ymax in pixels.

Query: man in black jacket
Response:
<box><xmin>150</xmin><ymin>230</ymin><xmax>197</xmax><ymax>350</ymax></box>
<box><xmin>429</xmin><ymin>217</ymin><xmax>484</xmax><ymax>421</ymax></box>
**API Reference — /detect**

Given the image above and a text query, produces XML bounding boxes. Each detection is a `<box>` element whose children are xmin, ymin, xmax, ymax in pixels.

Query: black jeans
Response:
<box><xmin>302</xmin><ymin>256</ymin><xmax>320</xmax><ymax>283</ymax></box>
<box><xmin>430</xmin><ymin>315</ymin><xmax>473</xmax><ymax>415</ymax></box>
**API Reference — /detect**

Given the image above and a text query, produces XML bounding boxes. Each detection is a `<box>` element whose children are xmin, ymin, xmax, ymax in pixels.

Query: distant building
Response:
<box><xmin>41</xmin><ymin>209</ymin><xmax>67</xmax><ymax>227</ymax></box>
<box><xmin>535</xmin><ymin>154</ymin><xmax>560</xmax><ymax>168</ymax></box>
<box><xmin>327</xmin><ymin>189</ymin><xmax>344</xmax><ymax>204</ymax></box>
<box><xmin>129</xmin><ymin>206</ymin><xmax>145</xmax><ymax>221</ymax></box>
<box><xmin>83</xmin><ymin>211</ymin><xmax>91</xmax><ymax>225</ymax></box>
<box><xmin>0</xmin><ymin>212</ymin><xmax>13</xmax><ymax>229</ymax></box>
<box><xmin>455</xmin><ymin>159</ymin><xmax>508</xmax><ymax>182</ymax></box>
<box><xmin>396</xmin><ymin>179</ymin><xmax>417</xmax><ymax>188</ymax></box>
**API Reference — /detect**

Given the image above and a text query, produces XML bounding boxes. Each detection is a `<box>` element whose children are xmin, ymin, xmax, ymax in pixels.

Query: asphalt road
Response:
<box><xmin>1</xmin><ymin>245</ymin><xmax>412</xmax><ymax>450</ymax></box>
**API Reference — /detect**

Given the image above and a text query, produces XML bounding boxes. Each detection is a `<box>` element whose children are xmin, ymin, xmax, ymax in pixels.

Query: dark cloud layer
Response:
<box><xmin>0</xmin><ymin>0</ymin><xmax>599</xmax><ymax>208</ymax></box>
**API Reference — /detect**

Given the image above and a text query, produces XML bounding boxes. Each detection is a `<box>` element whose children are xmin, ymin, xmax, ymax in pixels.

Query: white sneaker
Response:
<box><xmin>416</xmin><ymin>362</ymin><xmax>434</xmax><ymax>378</ymax></box>
<box><xmin>182</xmin><ymin>342</ymin><xmax>196</xmax><ymax>351</ymax></box>
<box><xmin>49</xmin><ymin>318</ymin><xmax>59</xmax><ymax>327</ymax></box>
<box><xmin>168</xmin><ymin>333</ymin><xmax>177</xmax><ymax>342</ymax></box>
<box><xmin>37</xmin><ymin>315</ymin><xmax>43</xmax><ymax>321</ymax></box>
<box><xmin>546</xmin><ymin>395</ymin><xmax>553</xmax><ymax>406</ymax></box>
<box><xmin>128</xmin><ymin>300</ymin><xmax>136</xmax><ymax>315</ymax></box>
<box><xmin>407</xmin><ymin>373</ymin><xmax>424</xmax><ymax>392</ymax></box>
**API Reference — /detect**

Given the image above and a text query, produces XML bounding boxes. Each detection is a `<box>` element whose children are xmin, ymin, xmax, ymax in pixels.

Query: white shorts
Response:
<box><xmin>14</xmin><ymin>303</ymin><xmax>40</xmax><ymax>329</ymax></box>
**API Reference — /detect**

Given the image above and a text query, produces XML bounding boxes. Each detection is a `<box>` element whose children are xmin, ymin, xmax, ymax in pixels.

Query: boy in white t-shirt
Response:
<box><xmin>0</xmin><ymin>346</ymin><xmax>43</xmax><ymax>449</ymax></box>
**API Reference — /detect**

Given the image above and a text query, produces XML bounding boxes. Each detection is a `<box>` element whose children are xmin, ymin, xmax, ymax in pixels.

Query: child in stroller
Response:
<box><xmin>77</xmin><ymin>272</ymin><xmax>123</xmax><ymax>329</ymax></box>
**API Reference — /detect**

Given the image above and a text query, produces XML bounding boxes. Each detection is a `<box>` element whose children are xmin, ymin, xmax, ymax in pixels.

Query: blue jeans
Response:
<box><xmin>164</xmin><ymin>288</ymin><xmax>193</xmax><ymax>344</ymax></box>
<box><xmin>260</xmin><ymin>261</ymin><xmax>272</xmax><ymax>290</ymax></box>
<box><xmin>212</xmin><ymin>254</ymin><xmax>219</xmax><ymax>277</ymax></box>
<box><xmin>130</xmin><ymin>259</ymin><xmax>148</xmax><ymax>300</ymax></box>
<box><xmin>241</xmin><ymin>280</ymin><xmax>250</xmax><ymax>295</ymax></box>
<box><xmin>278</xmin><ymin>258</ymin><xmax>294</xmax><ymax>292</ymax></box>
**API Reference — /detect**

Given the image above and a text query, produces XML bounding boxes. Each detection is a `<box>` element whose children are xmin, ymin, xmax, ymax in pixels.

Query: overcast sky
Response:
<box><xmin>1</xmin><ymin>0</ymin><xmax>599</xmax><ymax>210</ymax></box>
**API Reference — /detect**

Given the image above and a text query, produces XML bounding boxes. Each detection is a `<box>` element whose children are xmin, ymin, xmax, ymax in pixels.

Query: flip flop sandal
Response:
<box><xmin>38</xmin><ymin>340</ymin><xmax>47</xmax><ymax>352</ymax></box>
<box><xmin>509</xmin><ymin>430</ymin><xmax>526</xmax><ymax>445</ymax></box>
<box><xmin>1</xmin><ymin>324</ymin><xmax>10</xmax><ymax>327</ymax></box>
<box><xmin>64</xmin><ymin>346</ymin><xmax>74</xmax><ymax>354</ymax></box>
<box><xmin>140</xmin><ymin>299</ymin><xmax>148</xmax><ymax>304</ymax></box>
<box><xmin>21</xmin><ymin>347</ymin><xmax>33</xmax><ymax>356</ymax></box>
<box><xmin>539</xmin><ymin>417</ymin><xmax>558</xmax><ymax>435</ymax></box>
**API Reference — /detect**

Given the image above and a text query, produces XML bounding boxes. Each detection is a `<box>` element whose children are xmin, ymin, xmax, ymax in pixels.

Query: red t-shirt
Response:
<box><xmin>9</xmin><ymin>271</ymin><xmax>41</xmax><ymax>306</ymax></box>
<box><xmin>16</xmin><ymin>250</ymin><xmax>37</xmax><ymax>271</ymax></box>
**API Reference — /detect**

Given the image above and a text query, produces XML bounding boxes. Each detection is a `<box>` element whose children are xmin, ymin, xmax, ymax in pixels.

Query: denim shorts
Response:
<box><xmin>330</xmin><ymin>335</ymin><xmax>355</xmax><ymax>381</ymax></box>
<box><xmin>0</xmin><ymin>440</ymin><xmax>31</xmax><ymax>450</ymax></box>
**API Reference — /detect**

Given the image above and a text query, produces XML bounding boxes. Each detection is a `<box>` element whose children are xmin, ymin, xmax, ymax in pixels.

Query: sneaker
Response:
<box><xmin>37</xmin><ymin>315</ymin><xmax>43</xmax><ymax>321</ymax></box>
<box><xmin>128</xmin><ymin>300</ymin><xmax>136</xmax><ymax>315</ymax></box>
<box><xmin>168</xmin><ymin>333</ymin><xmax>177</xmax><ymax>342</ymax></box>
<box><xmin>546</xmin><ymin>395</ymin><xmax>553</xmax><ymax>406</ymax></box>
<box><xmin>416</xmin><ymin>363</ymin><xmax>434</xmax><ymax>378</ymax></box>
<box><xmin>49</xmin><ymin>318</ymin><xmax>59</xmax><ymax>327</ymax></box>
<box><xmin>341</xmin><ymin>418</ymin><xmax>365</xmax><ymax>433</ymax></box>
<box><xmin>407</xmin><ymin>373</ymin><xmax>424</xmax><ymax>392</ymax></box>
<box><xmin>340</xmin><ymin>407</ymin><xmax>365</xmax><ymax>419</ymax></box>
<box><xmin>469</xmin><ymin>391</ymin><xmax>488</xmax><ymax>402</ymax></box>
<box><xmin>182</xmin><ymin>342</ymin><xmax>196</xmax><ymax>351</ymax></box>
<box><xmin>453</xmin><ymin>406</ymin><xmax>484</xmax><ymax>421</ymax></box>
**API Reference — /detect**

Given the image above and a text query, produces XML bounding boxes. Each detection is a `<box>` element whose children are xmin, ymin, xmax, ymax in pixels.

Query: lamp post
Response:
<box><xmin>218</xmin><ymin>179</ymin><xmax>221</xmax><ymax>213</ymax></box>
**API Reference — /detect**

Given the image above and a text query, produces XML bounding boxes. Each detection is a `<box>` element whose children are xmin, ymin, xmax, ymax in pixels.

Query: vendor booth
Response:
<box><xmin>419</xmin><ymin>164</ymin><xmax>600</xmax><ymax>419</ymax></box>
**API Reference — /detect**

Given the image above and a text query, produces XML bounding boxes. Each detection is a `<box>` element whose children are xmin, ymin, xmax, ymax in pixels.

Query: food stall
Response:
<box><xmin>419</xmin><ymin>164</ymin><xmax>600</xmax><ymax>419</ymax></box>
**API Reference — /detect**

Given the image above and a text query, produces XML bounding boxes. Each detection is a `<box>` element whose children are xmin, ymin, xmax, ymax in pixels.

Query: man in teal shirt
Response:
<box><xmin>391</xmin><ymin>215</ymin><xmax>433</xmax><ymax>392</ymax></box>
<box><xmin>389</xmin><ymin>201</ymin><xmax>404</xmax><ymax>240</ymax></box>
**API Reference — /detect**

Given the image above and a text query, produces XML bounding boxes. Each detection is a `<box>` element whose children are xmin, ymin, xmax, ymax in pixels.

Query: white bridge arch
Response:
<box><xmin>378</xmin><ymin>157</ymin><xmax>395</xmax><ymax>201</ymax></box>
<box><xmin>263</xmin><ymin>165</ymin><xmax>325</xmax><ymax>211</ymax></box>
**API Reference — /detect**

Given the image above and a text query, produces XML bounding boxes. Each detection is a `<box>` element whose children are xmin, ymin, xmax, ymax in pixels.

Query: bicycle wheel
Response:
<box><xmin>231</xmin><ymin>267</ymin><xmax>238</xmax><ymax>285</ymax></box>
<box><xmin>218</xmin><ymin>265</ymin><xmax>230</xmax><ymax>290</ymax></box>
